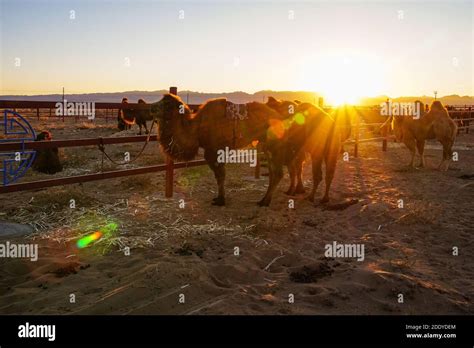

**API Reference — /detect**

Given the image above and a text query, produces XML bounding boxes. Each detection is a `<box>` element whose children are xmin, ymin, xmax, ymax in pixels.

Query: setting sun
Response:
<box><xmin>297</xmin><ymin>53</ymin><xmax>387</xmax><ymax>106</ymax></box>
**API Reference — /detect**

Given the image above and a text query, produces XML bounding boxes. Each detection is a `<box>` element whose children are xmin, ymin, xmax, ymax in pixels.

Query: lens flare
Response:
<box><xmin>77</xmin><ymin>232</ymin><xmax>102</xmax><ymax>249</ymax></box>
<box><xmin>76</xmin><ymin>222</ymin><xmax>118</xmax><ymax>249</ymax></box>
<box><xmin>294</xmin><ymin>113</ymin><xmax>305</xmax><ymax>125</ymax></box>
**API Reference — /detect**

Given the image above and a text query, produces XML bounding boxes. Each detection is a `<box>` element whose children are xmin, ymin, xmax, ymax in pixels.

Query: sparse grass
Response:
<box><xmin>121</xmin><ymin>174</ymin><xmax>155</xmax><ymax>190</ymax></box>
<box><xmin>177</xmin><ymin>166</ymin><xmax>210</xmax><ymax>189</ymax></box>
<box><xmin>28</xmin><ymin>187</ymin><xmax>97</xmax><ymax>210</ymax></box>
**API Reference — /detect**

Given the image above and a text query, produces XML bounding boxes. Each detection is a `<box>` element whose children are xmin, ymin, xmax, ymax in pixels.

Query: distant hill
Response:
<box><xmin>1</xmin><ymin>90</ymin><xmax>473</xmax><ymax>106</ymax></box>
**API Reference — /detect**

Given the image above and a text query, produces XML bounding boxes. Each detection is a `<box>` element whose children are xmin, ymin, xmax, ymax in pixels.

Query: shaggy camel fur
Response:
<box><xmin>150</xmin><ymin>94</ymin><xmax>291</xmax><ymax>206</ymax></box>
<box><xmin>382</xmin><ymin>100</ymin><xmax>457</xmax><ymax>170</ymax></box>
<box><xmin>266</xmin><ymin>97</ymin><xmax>350</xmax><ymax>203</ymax></box>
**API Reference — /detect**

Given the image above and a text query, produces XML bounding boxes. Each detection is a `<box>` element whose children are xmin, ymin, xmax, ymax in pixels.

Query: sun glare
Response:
<box><xmin>297</xmin><ymin>53</ymin><xmax>386</xmax><ymax>106</ymax></box>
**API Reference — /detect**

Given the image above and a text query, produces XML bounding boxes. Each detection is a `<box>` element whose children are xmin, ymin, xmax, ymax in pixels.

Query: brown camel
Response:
<box><xmin>120</xmin><ymin>98</ymin><xmax>152</xmax><ymax>135</ymax></box>
<box><xmin>300</xmin><ymin>102</ymin><xmax>344</xmax><ymax>203</ymax></box>
<box><xmin>150</xmin><ymin>94</ymin><xmax>290</xmax><ymax>206</ymax></box>
<box><xmin>265</xmin><ymin>97</ymin><xmax>306</xmax><ymax>195</ymax></box>
<box><xmin>382</xmin><ymin>100</ymin><xmax>457</xmax><ymax>170</ymax></box>
<box><xmin>266</xmin><ymin>97</ymin><xmax>349</xmax><ymax>203</ymax></box>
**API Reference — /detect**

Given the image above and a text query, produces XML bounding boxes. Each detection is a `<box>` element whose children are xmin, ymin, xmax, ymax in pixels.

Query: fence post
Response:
<box><xmin>467</xmin><ymin>107</ymin><xmax>471</xmax><ymax>134</ymax></box>
<box><xmin>165</xmin><ymin>86</ymin><xmax>177</xmax><ymax>198</ymax></box>
<box><xmin>354</xmin><ymin>112</ymin><xmax>360</xmax><ymax>158</ymax></box>
<box><xmin>36</xmin><ymin>108</ymin><xmax>40</xmax><ymax>121</ymax></box>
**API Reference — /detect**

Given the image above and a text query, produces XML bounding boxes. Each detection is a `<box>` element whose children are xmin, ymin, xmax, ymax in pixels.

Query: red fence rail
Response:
<box><xmin>0</xmin><ymin>99</ymin><xmax>201</xmax><ymax>123</ymax></box>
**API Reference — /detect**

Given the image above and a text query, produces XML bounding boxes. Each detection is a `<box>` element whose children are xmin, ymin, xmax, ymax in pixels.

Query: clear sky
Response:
<box><xmin>0</xmin><ymin>0</ymin><xmax>472</xmax><ymax>103</ymax></box>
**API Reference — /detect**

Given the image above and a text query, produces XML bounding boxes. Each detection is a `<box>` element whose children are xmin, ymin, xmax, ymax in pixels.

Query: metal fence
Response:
<box><xmin>0</xmin><ymin>90</ymin><xmax>472</xmax><ymax>195</ymax></box>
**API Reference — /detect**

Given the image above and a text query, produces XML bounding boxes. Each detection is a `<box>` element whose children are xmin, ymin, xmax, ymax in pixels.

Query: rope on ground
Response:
<box><xmin>97</xmin><ymin>120</ymin><xmax>156</xmax><ymax>166</ymax></box>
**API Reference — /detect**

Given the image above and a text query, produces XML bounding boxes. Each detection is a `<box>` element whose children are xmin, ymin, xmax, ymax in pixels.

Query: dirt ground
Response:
<box><xmin>0</xmin><ymin>117</ymin><xmax>473</xmax><ymax>315</ymax></box>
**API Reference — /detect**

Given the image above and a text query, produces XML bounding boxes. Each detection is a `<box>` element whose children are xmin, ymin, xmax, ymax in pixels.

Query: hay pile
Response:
<box><xmin>6</xmin><ymin>188</ymin><xmax>260</xmax><ymax>255</ymax></box>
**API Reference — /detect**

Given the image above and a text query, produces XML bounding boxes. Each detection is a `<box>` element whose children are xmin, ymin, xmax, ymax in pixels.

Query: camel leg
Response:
<box><xmin>294</xmin><ymin>155</ymin><xmax>306</xmax><ymax>194</ymax></box>
<box><xmin>416</xmin><ymin>139</ymin><xmax>426</xmax><ymax>168</ymax></box>
<box><xmin>137</xmin><ymin>124</ymin><xmax>142</xmax><ymax>135</ymax></box>
<box><xmin>439</xmin><ymin>140</ymin><xmax>453</xmax><ymax>171</ymax></box>
<box><xmin>321</xmin><ymin>135</ymin><xmax>341</xmax><ymax>203</ymax></box>
<box><xmin>306</xmin><ymin>156</ymin><xmax>323</xmax><ymax>202</ymax></box>
<box><xmin>205</xmin><ymin>150</ymin><xmax>226</xmax><ymax>206</ymax></box>
<box><xmin>285</xmin><ymin>162</ymin><xmax>296</xmax><ymax>195</ymax></box>
<box><xmin>321</xmin><ymin>153</ymin><xmax>338</xmax><ymax>204</ymax></box>
<box><xmin>258</xmin><ymin>158</ymin><xmax>284</xmax><ymax>207</ymax></box>
<box><xmin>403</xmin><ymin>136</ymin><xmax>416</xmax><ymax>168</ymax></box>
<box><xmin>144</xmin><ymin>122</ymin><xmax>149</xmax><ymax>135</ymax></box>
<box><xmin>213</xmin><ymin>164</ymin><xmax>226</xmax><ymax>205</ymax></box>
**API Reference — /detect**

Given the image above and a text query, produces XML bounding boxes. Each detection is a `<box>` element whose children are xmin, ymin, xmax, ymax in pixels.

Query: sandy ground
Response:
<box><xmin>0</xmin><ymin>117</ymin><xmax>473</xmax><ymax>315</ymax></box>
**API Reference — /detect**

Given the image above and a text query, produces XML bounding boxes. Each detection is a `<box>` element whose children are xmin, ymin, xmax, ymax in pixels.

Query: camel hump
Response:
<box><xmin>430</xmin><ymin>100</ymin><xmax>445</xmax><ymax>111</ymax></box>
<box><xmin>267</xmin><ymin>96</ymin><xmax>279</xmax><ymax>103</ymax></box>
<box><xmin>226</xmin><ymin>101</ymin><xmax>249</xmax><ymax>120</ymax></box>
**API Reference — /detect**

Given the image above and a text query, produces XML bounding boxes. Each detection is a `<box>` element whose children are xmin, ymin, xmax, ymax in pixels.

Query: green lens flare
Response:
<box><xmin>294</xmin><ymin>113</ymin><xmax>305</xmax><ymax>125</ymax></box>
<box><xmin>76</xmin><ymin>222</ymin><xmax>118</xmax><ymax>249</ymax></box>
<box><xmin>77</xmin><ymin>231</ymin><xmax>102</xmax><ymax>248</ymax></box>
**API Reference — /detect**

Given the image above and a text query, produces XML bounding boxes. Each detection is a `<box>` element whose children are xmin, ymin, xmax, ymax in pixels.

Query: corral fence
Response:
<box><xmin>0</xmin><ymin>87</ymin><xmax>472</xmax><ymax>195</ymax></box>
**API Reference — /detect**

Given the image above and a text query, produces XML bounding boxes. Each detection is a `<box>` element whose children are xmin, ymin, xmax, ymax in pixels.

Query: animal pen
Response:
<box><xmin>0</xmin><ymin>88</ymin><xmax>472</xmax><ymax>196</ymax></box>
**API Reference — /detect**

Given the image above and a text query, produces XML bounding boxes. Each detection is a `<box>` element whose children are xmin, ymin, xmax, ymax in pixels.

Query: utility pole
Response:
<box><xmin>62</xmin><ymin>87</ymin><xmax>65</xmax><ymax>121</ymax></box>
<box><xmin>434</xmin><ymin>90</ymin><xmax>438</xmax><ymax>100</ymax></box>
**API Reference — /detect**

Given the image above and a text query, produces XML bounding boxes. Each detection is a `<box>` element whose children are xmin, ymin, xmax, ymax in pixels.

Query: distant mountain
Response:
<box><xmin>1</xmin><ymin>90</ymin><xmax>472</xmax><ymax>106</ymax></box>
<box><xmin>0</xmin><ymin>90</ymin><xmax>322</xmax><ymax>105</ymax></box>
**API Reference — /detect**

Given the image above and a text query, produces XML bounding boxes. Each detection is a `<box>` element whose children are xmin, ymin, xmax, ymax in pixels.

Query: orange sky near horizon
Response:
<box><xmin>1</xmin><ymin>0</ymin><xmax>472</xmax><ymax>105</ymax></box>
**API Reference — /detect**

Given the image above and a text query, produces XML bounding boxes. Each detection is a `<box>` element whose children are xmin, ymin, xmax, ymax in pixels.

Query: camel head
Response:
<box><xmin>150</xmin><ymin>94</ymin><xmax>192</xmax><ymax>122</ymax></box>
<box><xmin>266</xmin><ymin>96</ymin><xmax>282</xmax><ymax>110</ymax></box>
<box><xmin>151</xmin><ymin>94</ymin><xmax>199</xmax><ymax>161</ymax></box>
